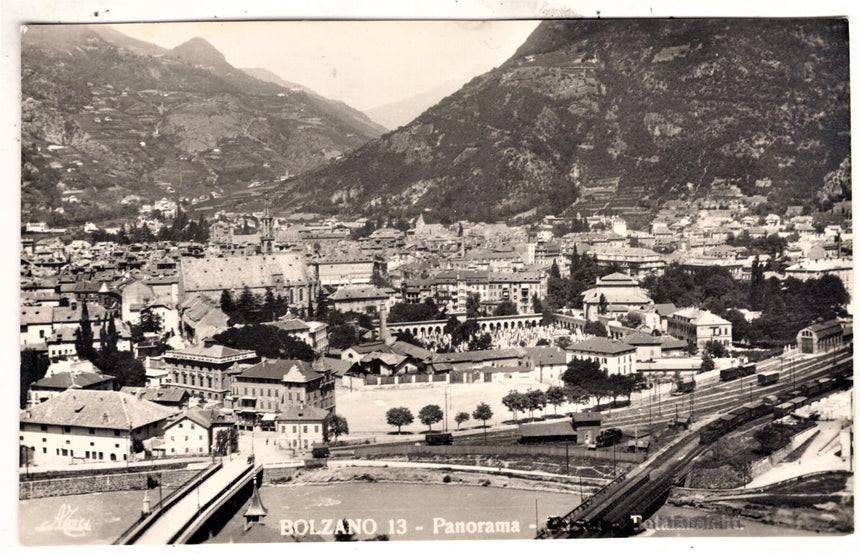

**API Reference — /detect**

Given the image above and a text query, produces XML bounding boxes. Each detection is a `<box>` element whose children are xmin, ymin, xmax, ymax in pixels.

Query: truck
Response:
<box><xmin>757</xmin><ymin>372</ymin><xmax>779</xmax><ymax>386</ymax></box>
<box><xmin>425</xmin><ymin>432</ymin><xmax>453</xmax><ymax>446</ymax></box>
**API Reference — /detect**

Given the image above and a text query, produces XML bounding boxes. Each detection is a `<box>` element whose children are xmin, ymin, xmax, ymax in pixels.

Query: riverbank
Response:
<box><xmin>668</xmin><ymin>471</ymin><xmax>853</xmax><ymax>534</ymax></box>
<box><xmin>268</xmin><ymin>462</ymin><xmax>589</xmax><ymax>494</ymax></box>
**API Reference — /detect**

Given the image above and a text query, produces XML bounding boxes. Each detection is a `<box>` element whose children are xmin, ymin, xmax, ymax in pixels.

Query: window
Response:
<box><xmin>99</xmin><ymin>452</ymin><xmax>103</xmax><ymax>460</ymax></box>
<box><xmin>314</xmin><ymin>425</ymin><xmax>319</xmax><ymax>433</ymax></box>
<box><xmin>63</xmin><ymin>426</ymin><xmax>71</xmax><ymax>433</ymax></box>
<box><xmin>303</xmin><ymin>426</ymin><xmax>308</xmax><ymax>434</ymax></box>
<box><xmin>179</xmin><ymin>423</ymin><xmax>183</xmax><ymax>429</ymax></box>
<box><xmin>114</xmin><ymin>430</ymin><xmax>120</xmax><ymax>437</ymax></box>
<box><xmin>42</xmin><ymin>438</ymin><xmax>46</xmax><ymax>442</ymax></box>
<box><xmin>40</xmin><ymin>425</ymin><xmax>47</xmax><ymax>432</ymax></box>
<box><xmin>292</xmin><ymin>426</ymin><xmax>297</xmax><ymax>433</ymax></box>
<box><xmin>89</xmin><ymin>428</ymin><xmax>95</xmax><ymax>435</ymax></box>
<box><xmin>61</xmin><ymin>449</ymin><xmax>68</xmax><ymax>456</ymax></box>
<box><xmin>42</xmin><ymin>448</ymin><xmax>46</xmax><ymax>454</ymax></box>
<box><xmin>90</xmin><ymin>442</ymin><xmax>94</xmax><ymax>446</ymax></box>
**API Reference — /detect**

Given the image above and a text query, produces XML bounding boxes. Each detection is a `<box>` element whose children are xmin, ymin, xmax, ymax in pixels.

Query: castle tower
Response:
<box><xmin>260</xmin><ymin>197</ymin><xmax>274</xmax><ymax>254</ymax></box>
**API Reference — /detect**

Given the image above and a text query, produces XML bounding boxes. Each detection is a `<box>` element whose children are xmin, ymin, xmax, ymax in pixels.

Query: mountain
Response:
<box><xmin>365</xmin><ymin>77</ymin><xmax>485</xmax><ymax>130</ymax></box>
<box><xmin>20</xmin><ymin>26</ymin><xmax>385</xmax><ymax>223</ymax></box>
<box><xmin>243</xmin><ymin>67</ymin><xmax>387</xmax><ymax>134</ymax></box>
<box><xmin>281</xmin><ymin>19</ymin><xmax>850</xmax><ymax>225</ymax></box>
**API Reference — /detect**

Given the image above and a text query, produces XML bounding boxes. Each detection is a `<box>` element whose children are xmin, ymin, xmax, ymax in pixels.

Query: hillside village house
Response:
<box><xmin>667</xmin><ymin>308</ymin><xmax>732</xmax><ymax>351</ymax></box>
<box><xmin>158</xmin><ymin>409</ymin><xmax>236</xmax><ymax>456</ymax></box>
<box><xmin>276</xmin><ymin>405</ymin><xmax>328</xmax><ymax>452</ymax></box>
<box><xmin>160</xmin><ymin>339</ymin><xmax>259</xmax><ymax>401</ymax></box>
<box><xmin>26</xmin><ymin>371</ymin><xmax>115</xmax><ymax>408</ymax></box>
<box><xmin>19</xmin><ymin>389</ymin><xmax>175</xmax><ymax>466</ymax></box>
<box><xmin>566</xmin><ymin>337</ymin><xmax>637</xmax><ymax>375</ymax></box>
<box><xmin>312</xmin><ymin>256</ymin><xmax>375</xmax><ymax>286</ymax></box>
<box><xmin>231</xmin><ymin>359</ymin><xmax>335</xmax><ymax>429</ymax></box>
<box><xmin>328</xmin><ymin>284</ymin><xmax>393</xmax><ymax>314</ymax></box>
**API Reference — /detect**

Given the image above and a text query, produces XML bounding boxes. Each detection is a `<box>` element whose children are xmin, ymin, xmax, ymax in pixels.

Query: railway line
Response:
<box><xmin>539</xmin><ymin>347</ymin><xmax>853</xmax><ymax>539</ymax></box>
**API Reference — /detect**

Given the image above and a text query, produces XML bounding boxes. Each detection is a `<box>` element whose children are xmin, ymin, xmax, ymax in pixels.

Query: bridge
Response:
<box><xmin>537</xmin><ymin>346</ymin><xmax>853</xmax><ymax>538</ymax></box>
<box><xmin>115</xmin><ymin>455</ymin><xmax>263</xmax><ymax>545</ymax></box>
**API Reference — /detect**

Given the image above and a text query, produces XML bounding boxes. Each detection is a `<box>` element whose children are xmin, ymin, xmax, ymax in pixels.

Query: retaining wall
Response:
<box><xmin>19</xmin><ymin>467</ymin><xmax>202</xmax><ymax>500</ymax></box>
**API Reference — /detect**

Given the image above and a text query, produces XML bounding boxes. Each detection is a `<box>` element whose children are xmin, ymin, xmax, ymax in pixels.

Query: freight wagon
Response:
<box><xmin>757</xmin><ymin>372</ymin><xmax>779</xmax><ymax>386</ymax></box>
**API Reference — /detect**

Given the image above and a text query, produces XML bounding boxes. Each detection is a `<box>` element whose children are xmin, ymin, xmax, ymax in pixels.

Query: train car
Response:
<box><xmin>773</xmin><ymin>402</ymin><xmax>795</xmax><ymax>418</ymax></box>
<box><xmin>673</xmin><ymin>379</ymin><xmax>697</xmax><ymax>395</ymax></box>
<box><xmin>595</xmin><ymin>428</ymin><xmax>623</xmax><ymax>448</ymax></box>
<box><xmin>700</xmin><ymin>422</ymin><xmax>724</xmax><ymax>445</ymax></box>
<box><xmin>741</xmin><ymin>401</ymin><xmax>770</xmax><ymax>420</ymax></box>
<box><xmin>425</xmin><ymin>432</ymin><xmax>453</xmax><ymax>445</ymax></box>
<box><xmin>728</xmin><ymin>406</ymin><xmax>752</xmax><ymax>426</ymax></box>
<box><xmin>762</xmin><ymin>394</ymin><xmax>780</xmax><ymax>407</ymax></box>
<box><xmin>738</xmin><ymin>363</ymin><xmax>757</xmax><ymax>377</ymax></box>
<box><xmin>800</xmin><ymin>382</ymin><xmax>821</xmax><ymax>398</ymax></box>
<box><xmin>777</xmin><ymin>390</ymin><xmax>798</xmax><ymax>404</ymax></box>
<box><xmin>757</xmin><ymin>372</ymin><xmax>779</xmax><ymax>386</ymax></box>
<box><xmin>790</xmin><ymin>396</ymin><xmax>809</xmax><ymax>409</ymax></box>
<box><xmin>720</xmin><ymin>367</ymin><xmax>740</xmax><ymax>382</ymax></box>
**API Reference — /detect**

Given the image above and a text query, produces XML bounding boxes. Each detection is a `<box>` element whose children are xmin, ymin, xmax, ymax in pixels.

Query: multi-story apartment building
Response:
<box><xmin>161</xmin><ymin>340</ymin><xmax>259</xmax><ymax>401</ymax></box>
<box><xmin>433</xmin><ymin>270</ymin><xmax>544</xmax><ymax>314</ymax></box>
<box><xmin>667</xmin><ymin>308</ymin><xmax>732</xmax><ymax>351</ymax></box>
<box><xmin>231</xmin><ymin>359</ymin><xmax>335</xmax><ymax>429</ymax></box>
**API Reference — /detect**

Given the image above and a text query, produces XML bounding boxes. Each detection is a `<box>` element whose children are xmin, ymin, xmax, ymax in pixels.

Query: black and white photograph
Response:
<box><xmin>7</xmin><ymin>0</ymin><xmax>856</xmax><ymax>548</ymax></box>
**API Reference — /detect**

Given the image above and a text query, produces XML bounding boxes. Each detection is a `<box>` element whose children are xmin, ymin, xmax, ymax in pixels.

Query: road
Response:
<box><xmin>133</xmin><ymin>455</ymin><xmax>253</xmax><ymax>544</ymax></box>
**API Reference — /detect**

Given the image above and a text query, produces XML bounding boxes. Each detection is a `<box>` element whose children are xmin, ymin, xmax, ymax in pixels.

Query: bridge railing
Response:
<box><xmin>172</xmin><ymin>463</ymin><xmax>261</xmax><ymax>544</ymax></box>
<box><xmin>113</xmin><ymin>462</ymin><xmax>222</xmax><ymax>545</ymax></box>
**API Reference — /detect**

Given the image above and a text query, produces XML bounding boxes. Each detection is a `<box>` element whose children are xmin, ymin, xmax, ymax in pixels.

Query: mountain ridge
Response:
<box><xmin>279</xmin><ymin>19</ymin><xmax>850</xmax><ymax>225</ymax></box>
<box><xmin>21</xmin><ymin>24</ymin><xmax>385</xmax><ymax>223</ymax></box>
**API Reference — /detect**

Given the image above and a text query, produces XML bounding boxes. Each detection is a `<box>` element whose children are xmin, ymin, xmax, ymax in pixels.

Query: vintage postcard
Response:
<box><xmin>13</xmin><ymin>9</ymin><xmax>855</xmax><ymax>549</ymax></box>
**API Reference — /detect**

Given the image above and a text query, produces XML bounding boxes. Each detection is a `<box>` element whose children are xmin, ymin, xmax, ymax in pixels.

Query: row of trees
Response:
<box><xmin>385</xmin><ymin>402</ymin><xmax>494</xmax><ymax>434</ymax></box>
<box><xmin>212</xmin><ymin>325</ymin><xmax>315</xmax><ymax>361</ymax></box>
<box><xmin>69</xmin><ymin>302</ymin><xmax>146</xmax><ymax>390</ymax></box>
<box><xmin>220</xmin><ymin>287</ymin><xmax>296</xmax><ymax>325</ymax></box>
<box><xmin>643</xmin><ymin>263</ymin><xmax>849</xmax><ymax>347</ymax></box>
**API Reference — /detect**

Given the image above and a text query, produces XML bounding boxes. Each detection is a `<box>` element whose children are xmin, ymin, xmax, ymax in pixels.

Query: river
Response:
<box><xmin>207</xmin><ymin>482</ymin><xmax>579</xmax><ymax>542</ymax></box>
<box><xmin>18</xmin><ymin>488</ymin><xmax>174</xmax><ymax>546</ymax></box>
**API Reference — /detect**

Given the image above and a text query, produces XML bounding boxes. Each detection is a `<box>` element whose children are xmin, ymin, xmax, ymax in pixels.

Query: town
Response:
<box><xmin>19</xmin><ymin>188</ymin><xmax>854</xmax><ymax>542</ymax></box>
<box><xmin>16</xmin><ymin>16</ymin><xmax>853</xmax><ymax>546</ymax></box>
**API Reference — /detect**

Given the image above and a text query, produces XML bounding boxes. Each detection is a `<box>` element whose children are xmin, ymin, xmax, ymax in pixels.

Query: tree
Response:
<box><xmin>554</xmin><ymin>335</ymin><xmax>572</xmax><ymax>350</ymax></box>
<box><xmin>700</xmin><ymin>351</ymin><xmax>715</xmax><ymax>373</ymax></box>
<box><xmin>324</xmin><ymin>413</ymin><xmax>350</xmax><ymax>443</ymax></box>
<box><xmin>418</xmin><ymin>404</ymin><xmax>444</xmax><ymax>431</ymax></box>
<box><xmin>213</xmin><ymin>325</ymin><xmax>315</xmax><ymax>360</ymax></box>
<box><xmin>138</xmin><ymin>306</ymin><xmax>163</xmax><ymax>334</ymax></box>
<box><xmin>454</xmin><ymin>412</ymin><xmax>470</xmax><ymax>430</ymax></box>
<box><xmin>524</xmin><ymin>389</ymin><xmax>547</xmax><ymax>420</ymax></box>
<box><xmin>465</xmin><ymin>292</ymin><xmax>482</xmax><ymax>319</ymax></box>
<box><xmin>472</xmin><ymin>402</ymin><xmax>493</xmax><ymax>427</ymax></box>
<box><xmin>74</xmin><ymin>302</ymin><xmax>96</xmax><ymax>361</ymax></box>
<box><xmin>220</xmin><ymin>289</ymin><xmax>235</xmax><ymax>316</ymax></box>
<box><xmin>20</xmin><ymin>349</ymin><xmax>49</xmax><ymax>409</ymax></box>
<box><xmin>564</xmin><ymin>385</ymin><xmax>592</xmax><ymax>413</ymax></box>
<box><xmin>501</xmin><ymin>390</ymin><xmax>527</xmax><ymax>422</ymax></box>
<box><xmin>549</xmin><ymin>260</ymin><xmax>561</xmax><ymax>279</ymax></box>
<box><xmin>532</xmin><ymin>294</ymin><xmax>544</xmax><ymax>314</ymax></box>
<box><xmin>703</xmin><ymin>340</ymin><xmax>728</xmax><ymax>358</ymax></box>
<box><xmin>467</xmin><ymin>332</ymin><xmax>493</xmax><ymax>351</ymax></box>
<box><xmin>545</xmin><ymin>385</ymin><xmax>567</xmax><ymax>415</ymax></box>
<box><xmin>263</xmin><ymin>288</ymin><xmax>278</xmax><ymax>322</ymax></box>
<box><xmin>385</xmin><ymin>407</ymin><xmax>414</xmax><ymax>434</ymax></box>
<box><xmin>598</xmin><ymin>293</ymin><xmax>608</xmax><ymax>315</ymax></box>
<box><xmin>584</xmin><ymin>321</ymin><xmax>606</xmax><ymax>336</ymax></box>
<box><xmin>100</xmin><ymin>351</ymin><xmax>145</xmax><ymax>388</ymax></box>
<box><xmin>493</xmin><ymin>300</ymin><xmax>518</xmax><ymax>316</ymax></box>
<box><xmin>215</xmin><ymin>428</ymin><xmax>239</xmax><ymax>455</ymax></box>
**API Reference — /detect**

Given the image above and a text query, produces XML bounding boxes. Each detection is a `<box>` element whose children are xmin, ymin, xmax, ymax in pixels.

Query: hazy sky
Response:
<box><xmin>112</xmin><ymin>21</ymin><xmax>540</xmax><ymax>111</ymax></box>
